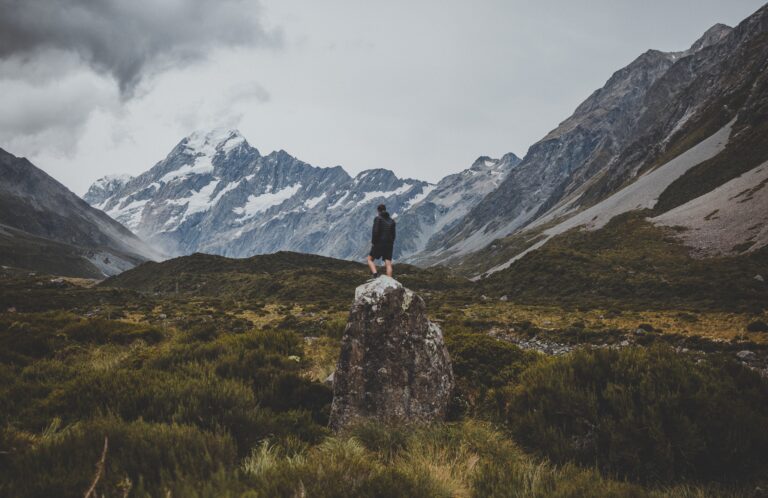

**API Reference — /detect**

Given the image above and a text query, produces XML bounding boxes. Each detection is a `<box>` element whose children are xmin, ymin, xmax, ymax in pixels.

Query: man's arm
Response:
<box><xmin>392</xmin><ymin>220</ymin><xmax>396</xmax><ymax>241</ymax></box>
<box><xmin>371</xmin><ymin>217</ymin><xmax>380</xmax><ymax>244</ymax></box>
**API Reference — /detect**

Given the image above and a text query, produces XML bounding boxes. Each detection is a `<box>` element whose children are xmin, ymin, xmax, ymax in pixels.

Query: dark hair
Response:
<box><xmin>377</xmin><ymin>204</ymin><xmax>386</xmax><ymax>212</ymax></box>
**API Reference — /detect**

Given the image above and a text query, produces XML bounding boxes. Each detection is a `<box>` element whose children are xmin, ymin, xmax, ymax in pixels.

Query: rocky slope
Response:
<box><xmin>87</xmin><ymin>129</ymin><xmax>516</xmax><ymax>260</ymax></box>
<box><xmin>0</xmin><ymin>148</ymin><xmax>158</xmax><ymax>278</ymax></box>
<box><xmin>396</xmin><ymin>153</ymin><xmax>520</xmax><ymax>260</ymax></box>
<box><xmin>426</xmin><ymin>5</ymin><xmax>768</xmax><ymax>273</ymax></box>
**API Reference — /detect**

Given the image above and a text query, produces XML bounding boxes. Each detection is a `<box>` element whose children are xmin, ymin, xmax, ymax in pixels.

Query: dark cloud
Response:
<box><xmin>0</xmin><ymin>0</ymin><xmax>282</xmax><ymax>96</ymax></box>
<box><xmin>0</xmin><ymin>54</ymin><xmax>117</xmax><ymax>155</ymax></box>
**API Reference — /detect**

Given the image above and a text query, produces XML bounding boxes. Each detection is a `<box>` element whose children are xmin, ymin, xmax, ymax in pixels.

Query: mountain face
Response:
<box><xmin>83</xmin><ymin>174</ymin><xmax>133</xmax><ymax>206</ymax></box>
<box><xmin>88</xmin><ymin>129</ymin><xmax>515</xmax><ymax>260</ymax></box>
<box><xmin>396</xmin><ymin>153</ymin><xmax>520</xmax><ymax>260</ymax></box>
<box><xmin>416</xmin><ymin>4</ymin><xmax>768</xmax><ymax>271</ymax></box>
<box><xmin>0</xmin><ymin>148</ymin><xmax>158</xmax><ymax>278</ymax></box>
<box><xmin>413</xmin><ymin>47</ymin><xmax>689</xmax><ymax>264</ymax></box>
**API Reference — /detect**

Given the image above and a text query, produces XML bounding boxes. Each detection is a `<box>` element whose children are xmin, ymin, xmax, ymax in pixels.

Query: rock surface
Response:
<box><xmin>329</xmin><ymin>276</ymin><xmax>454</xmax><ymax>431</ymax></box>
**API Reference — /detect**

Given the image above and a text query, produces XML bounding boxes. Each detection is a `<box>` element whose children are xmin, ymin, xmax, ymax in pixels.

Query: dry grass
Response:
<box><xmin>236</xmin><ymin>304</ymin><xmax>303</xmax><ymax>328</ymax></box>
<box><xmin>393</xmin><ymin>434</ymin><xmax>480</xmax><ymax>497</ymax></box>
<box><xmin>302</xmin><ymin>336</ymin><xmax>339</xmax><ymax>382</ymax></box>
<box><xmin>457</xmin><ymin>302</ymin><xmax>768</xmax><ymax>344</ymax></box>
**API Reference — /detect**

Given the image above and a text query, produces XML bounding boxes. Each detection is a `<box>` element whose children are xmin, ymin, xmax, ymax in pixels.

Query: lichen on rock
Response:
<box><xmin>329</xmin><ymin>276</ymin><xmax>454</xmax><ymax>431</ymax></box>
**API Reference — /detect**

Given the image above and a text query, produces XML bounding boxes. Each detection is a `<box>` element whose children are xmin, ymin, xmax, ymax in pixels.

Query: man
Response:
<box><xmin>367</xmin><ymin>203</ymin><xmax>396</xmax><ymax>278</ymax></box>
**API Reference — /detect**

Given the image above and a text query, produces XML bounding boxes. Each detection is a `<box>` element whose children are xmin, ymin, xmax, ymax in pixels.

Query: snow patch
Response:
<box><xmin>106</xmin><ymin>198</ymin><xmax>149</xmax><ymax>231</ymax></box>
<box><xmin>92</xmin><ymin>174</ymin><xmax>132</xmax><ymax>189</ymax></box>
<box><xmin>329</xmin><ymin>191</ymin><xmax>350</xmax><ymax>209</ymax></box>
<box><xmin>178</xmin><ymin>179</ymin><xmax>221</xmax><ymax>222</ymax></box>
<box><xmin>233</xmin><ymin>183</ymin><xmax>302</xmax><ymax>219</ymax></box>
<box><xmin>159</xmin><ymin>156</ymin><xmax>215</xmax><ymax>183</ymax></box>
<box><xmin>403</xmin><ymin>185</ymin><xmax>437</xmax><ymax>209</ymax></box>
<box><xmin>304</xmin><ymin>193</ymin><xmax>327</xmax><ymax>209</ymax></box>
<box><xmin>184</xmin><ymin>128</ymin><xmax>243</xmax><ymax>156</ymax></box>
<box><xmin>209</xmin><ymin>180</ymin><xmax>240</xmax><ymax>206</ymax></box>
<box><xmin>357</xmin><ymin>184</ymin><xmax>414</xmax><ymax>205</ymax></box>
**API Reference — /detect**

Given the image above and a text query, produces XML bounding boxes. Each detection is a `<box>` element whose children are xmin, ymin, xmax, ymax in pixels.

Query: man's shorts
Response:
<box><xmin>369</xmin><ymin>242</ymin><xmax>394</xmax><ymax>261</ymax></box>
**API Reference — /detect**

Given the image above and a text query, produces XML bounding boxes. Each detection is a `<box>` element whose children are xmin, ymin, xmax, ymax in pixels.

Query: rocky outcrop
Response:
<box><xmin>328</xmin><ymin>276</ymin><xmax>454</xmax><ymax>431</ymax></box>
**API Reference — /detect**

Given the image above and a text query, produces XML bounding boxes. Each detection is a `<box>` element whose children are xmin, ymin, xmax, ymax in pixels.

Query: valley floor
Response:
<box><xmin>0</xmin><ymin>264</ymin><xmax>767</xmax><ymax>497</ymax></box>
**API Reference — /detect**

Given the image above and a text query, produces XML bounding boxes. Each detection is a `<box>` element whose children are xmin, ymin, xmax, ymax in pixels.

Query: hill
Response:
<box><xmin>0</xmin><ymin>148</ymin><xmax>158</xmax><ymax>278</ymax></box>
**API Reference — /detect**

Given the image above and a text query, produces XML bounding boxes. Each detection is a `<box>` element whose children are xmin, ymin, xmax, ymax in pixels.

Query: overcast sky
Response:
<box><xmin>0</xmin><ymin>0</ymin><xmax>765</xmax><ymax>195</ymax></box>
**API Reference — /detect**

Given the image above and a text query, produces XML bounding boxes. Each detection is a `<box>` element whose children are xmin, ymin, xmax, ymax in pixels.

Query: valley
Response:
<box><xmin>1</xmin><ymin>3</ymin><xmax>767</xmax><ymax>497</ymax></box>
<box><xmin>1</xmin><ymin>244</ymin><xmax>767</xmax><ymax>496</ymax></box>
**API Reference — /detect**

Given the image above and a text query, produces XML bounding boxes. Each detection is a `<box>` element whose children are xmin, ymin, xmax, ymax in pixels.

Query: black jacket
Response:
<box><xmin>372</xmin><ymin>212</ymin><xmax>396</xmax><ymax>245</ymax></box>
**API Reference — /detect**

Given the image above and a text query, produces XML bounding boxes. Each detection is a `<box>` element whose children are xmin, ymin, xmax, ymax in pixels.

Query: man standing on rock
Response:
<box><xmin>367</xmin><ymin>203</ymin><xmax>396</xmax><ymax>279</ymax></box>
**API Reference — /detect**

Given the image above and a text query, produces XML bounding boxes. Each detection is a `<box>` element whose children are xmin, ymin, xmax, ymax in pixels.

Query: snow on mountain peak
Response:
<box><xmin>84</xmin><ymin>127</ymin><xmax>512</xmax><ymax>262</ymax></box>
<box><xmin>183</xmin><ymin>128</ymin><xmax>247</xmax><ymax>157</ymax></box>
<box><xmin>96</xmin><ymin>173</ymin><xmax>133</xmax><ymax>185</ymax></box>
<box><xmin>84</xmin><ymin>173</ymin><xmax>134</xmax><ymax>207</ymax></box>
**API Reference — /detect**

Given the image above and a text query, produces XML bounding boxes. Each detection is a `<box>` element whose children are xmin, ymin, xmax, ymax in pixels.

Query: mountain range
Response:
<box><xmin>417</xmin><ymin>6</ymin><xmax>768</xmax><ymax>275</ymax></box>
<box><xmin>83</xmin><ymin>129</ymin><xmax>520</xmax><ymax>261</ymax></box>
<box><xmin>1</xmin><ymin>4</ymin><xmax>766</xmax><ymax>280</ymax></box>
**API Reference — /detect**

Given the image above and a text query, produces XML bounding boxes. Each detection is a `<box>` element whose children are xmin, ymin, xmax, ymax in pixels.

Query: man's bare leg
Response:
<box><xmin>367</xmin><ymin>255</ymin><xmax>378</xmax><ymax>275</ymax></box>
<box><xmin>385</xmin><ymin>259</ymin><xmax>393</xmax><ymax>277</ymax></box>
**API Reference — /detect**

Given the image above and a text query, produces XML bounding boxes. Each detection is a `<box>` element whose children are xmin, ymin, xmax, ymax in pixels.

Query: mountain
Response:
<box><xmin>419</xmin><ymin>4</ymin><xmax>768</xmax><ymax>273</ymax></box>
<box><xmin>0</xmin><ymin>148</ymin><xmax>159</xmax><ymax>278</ymax></box>
<box><xmin>83</xmin><ymin>173</ymin><xmax>133</xmax><ymax>206</ymax></box>
<box><xmin>397</xmin><ymin>153</ymin><xmax>520</xmax><ymax>261</ymax></box>
<box><xmin>86</xmin><ymin>129</ymin><xmax>517</xmax><ymax>261</ymax></box>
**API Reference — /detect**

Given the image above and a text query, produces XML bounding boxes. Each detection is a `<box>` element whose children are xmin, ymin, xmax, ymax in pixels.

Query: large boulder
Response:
<box><xmin>329</xmin><ymin>276</ymin><xmax>454</xmax><ymax>431</ymax></box>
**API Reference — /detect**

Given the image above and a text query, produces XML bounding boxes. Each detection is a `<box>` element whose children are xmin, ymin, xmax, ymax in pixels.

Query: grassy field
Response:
<box><xmin>1</xmin><ymin>248</ymin><xmax>767</xmax><ymax>497</ymax></box>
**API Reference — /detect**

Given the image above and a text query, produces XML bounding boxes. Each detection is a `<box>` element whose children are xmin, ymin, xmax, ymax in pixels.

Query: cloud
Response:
<box><xmin>0</xmin><ymin>52</ymin><xmax>119</xmax><ymax>155</ymax></box>
<box><xmin>0</xmin><ymin>0</ymin><xmax>282</xmax><ymax>96</ymax></box>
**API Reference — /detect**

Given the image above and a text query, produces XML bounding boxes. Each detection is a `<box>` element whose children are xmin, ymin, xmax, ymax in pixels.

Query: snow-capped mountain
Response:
<box><xmin>83</xmin><ymin>174</ymin><xmax>134</xmax><ymax>206</ymax></box>
<box><xmin>87</xmin><ymin>128</ymin><xmax>514</xmax><ymax>260</ymax></box>
<box><xmin>88</xmin><ymin>130</ymin><xmax>519</xmax><ymax>260</ymax></box>
<box><xmin>412</xmin><ymin>6</ymin><xmax>768</xmax><ymax>270</ymax></box>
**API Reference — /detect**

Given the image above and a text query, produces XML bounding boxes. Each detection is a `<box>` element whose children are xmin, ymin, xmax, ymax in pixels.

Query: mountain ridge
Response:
<box><xmin>411</xmin><ymin>7</ymin><xmax>768</xmax><ymax>273</ymax></box>
<box><xmin>85</xmin><ymin>129</ymin><xmax>519</xmax><ymax>261</ymax></box>
<box><xmin>0</xmin><ymin>147</ymin><xmax>159</xmax><ymax>278</ymax></box>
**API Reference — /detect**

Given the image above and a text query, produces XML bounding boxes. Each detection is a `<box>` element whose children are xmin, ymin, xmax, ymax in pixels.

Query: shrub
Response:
<box><xmin>242</xmin><ymin>437</ymin><xmax>446</xmax><ymax>497</ymax></box>
<box><xmin>472</xmin><ymin>458</ymin><xmax>647</xmax><ymax>498</ymax></box>
<box><xmin>21</xmin><ymin>366</ymin><xmax>326</xmax><ymax>456</ymax></box>
<box><xmin>445</xmin><ymin>332</ymin><xmax>539</xmax><ymax>418</ymax></box>
<box><xmin>0</xmin><ymin>313</ymin><xmax>163</xmax><ymax>365</ymax></box>
<box><xmin>504</xmin><ymin>346</ymin><xmax>768</xmax><ymax>484</ymax></box>
<box><xmin>0</xmin><ymin>417</ymin><xmax>236</xmax><ymax>498</ymax></box>
<box><xmin>62</xmin><ymin>319</ymin><xmax>164</xmax><ymax>345</ymax></box>
<box><xmin>746</xmin><ymin>320</ymin><xmax>768</xmax><ymax>332</ymax></box>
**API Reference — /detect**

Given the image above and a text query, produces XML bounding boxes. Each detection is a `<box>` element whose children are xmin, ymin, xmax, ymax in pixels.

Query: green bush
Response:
<box><xmin>0</xmin><ymin>417</ymin><xmax>236</xmax><ymax>498</ymax></box>
<box><xmin>445</xmin><ymin>332</ymin><xmax>538</xmax><ymax>418</ymax></box>
<box><xmin>34</xmin><ymin>367</ymin><xmax>327</xmax><ymax>455</ymax></box>
<box><xmin>746</xmin><ymin>320</ymin><xmax>768</xmax><ymax>332</ymax></box>
<box><xmin>0</xmin><ymin>312</ymin><xmax>163</xmax><ymax>365</ymax></box>
<box><xmin>504</xmin><ymin>346</ymin><xmax>768</xmax><ymax>484</ymax></box>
